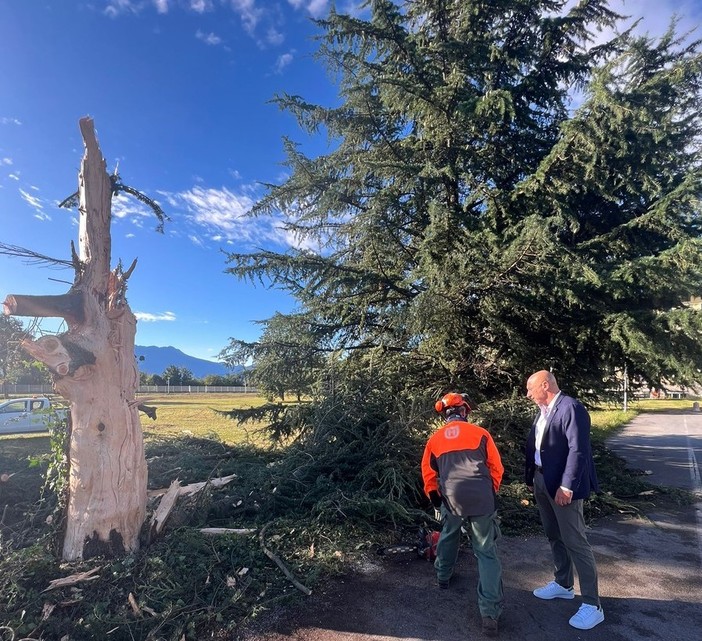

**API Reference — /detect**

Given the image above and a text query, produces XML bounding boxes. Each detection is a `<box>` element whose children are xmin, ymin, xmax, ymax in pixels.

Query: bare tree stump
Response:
<box><xmin>3</xmin><ymin>117</ymin><xmax>147</xmax><ymax>560</ymax></box>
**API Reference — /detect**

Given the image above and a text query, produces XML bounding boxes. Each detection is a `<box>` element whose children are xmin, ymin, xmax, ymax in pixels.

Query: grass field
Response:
<box><xmin>2</xmin><ymin>394</ymin><xmax>696</xmax><ymax>463</ymax></box>
<box><xmin>137</xmin><ymin>392</ymin><xmax>268</xmax><ymax>443</ymax></box>
<box><xmin>0</xmin><ymin>394</ymin><xmax>268</xmax><ymax>488</ymax></box>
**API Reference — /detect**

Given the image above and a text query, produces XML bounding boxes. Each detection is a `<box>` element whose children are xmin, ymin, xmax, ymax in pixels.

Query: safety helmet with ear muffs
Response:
<box><xmin>434</xmin><ymin>392</ymin><xmax>471</xmax><ymax>416</ymax></box>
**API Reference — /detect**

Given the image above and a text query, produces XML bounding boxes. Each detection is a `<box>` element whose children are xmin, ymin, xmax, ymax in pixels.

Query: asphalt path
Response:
<box><xmin>242</xmin><ymin>411</ymin><xmax>702</xmax><ymax>641</ymax></box>
<box><xmin>606</xmin><ymin>408</ymin><xmax>702</xmax><ymax>563</ymax></box>
<box><xmin>606</xmin><ymin>408</ymin><xmax>702</xmax><ymax>494</ymax></box>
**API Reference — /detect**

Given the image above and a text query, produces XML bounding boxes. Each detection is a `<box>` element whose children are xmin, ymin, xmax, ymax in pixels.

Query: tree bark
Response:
<box><xmin>4</xmin><ymin>117</ymin><xmax>147</xmax><ymax>560</ymax></box>
<box><xmin>3</xmin><ymin>293</ymin><xmax>85</xmax><ymax>326</ymax></box>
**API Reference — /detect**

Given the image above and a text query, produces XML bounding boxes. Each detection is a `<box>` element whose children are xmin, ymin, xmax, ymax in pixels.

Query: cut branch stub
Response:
<box><xmin>3</xmin><ymin>292</ymin><xmax>85</xmax><ymax>326</ymax></box>
<box><xmin>21</xmin><ymin>336</ymin><xmax>96</xmax><ymax>377</ymax></box>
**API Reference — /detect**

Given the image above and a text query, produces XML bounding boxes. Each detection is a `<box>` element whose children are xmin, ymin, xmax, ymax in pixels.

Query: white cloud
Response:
<box><xmin>111</xmin><ymin>192</ymin><xmax>161</xmax><ymax>227</ymax></box>
<box><xmin>287</xmin><ymin>0</ymin><xmax>328</xmax><ymax>18</ymax></box>
<box><xmin>190</xmin><ymin>0</ymin><xmax>213</xmax><ymax>12</ymax></box>
<box><xmin>1</xmin><ymin>157</ymin><xmax>12</xmax><ymax>165</ymax></box>
<box><xmin>165</xmin><ymin>184</ymin><xmax>295</xmax><ymax>247</ymax></box>
<box><xmin>99</xmin><ymin>0</ymin><xmax>326</xmax><ymax>48</ymax></box>
<box><xmin>196</xmin><ymin>29</ymin><xmax>223</xmax><ymax>45</ymax></box>
<box><xmin>20</xmin><ymin>187</ymin><xmax>53</xmax><ymax>222</ymax></box>
<box><xmin>105</xmin><ymin>191</ymin><xmax>170</xmax><ymax>232</ymax></box>
<box><xmin>0</xmin><ymin>117</ymin><xmax>21</xmax><ymax>125</ymax></box>
<box><xmin>104</xmin><ymin>0</ymin><xmax>141</xmax><ymax>18</ymax></box>
<box><xmin>266</xmin><ymin>26</ymin><xmax>285</xmax><ymax>46</ymax></box>
<box><xmin>8</xmin><ymin>173</ymin><xmax>19</xmax><ymax>181</ymax></box>
<box><xmin>134</xmin><ymin>311</ymin><xmax>177</xmax><ymax>322</ymax></box>
<box><xmin>274</xmin><ymin>51</ymin><xmax>294</xmax><ymax>73</ymax></box>
<box><xmin>230</xmin><ymin>0</ymin><xmax>263</xmax><ymax>35</ymax></box>
<box><xmin>306</xmin><ymin>0</ymin><xmax>328</xmax><ymax>18</ymax></box>
<box><xmin>558</xmin><ymin>0</ymin><xmax>701</xmax><ymax>47</ymax></box>
<box><xmin>153</xmin><ymin>0</ymin><xmax>169</xmax><ymax>14</ymax></box>
<box><xmin>19</xmin><ymin>188</ymin><xmax>45</xmax><ymax>213</ymax></box>
<box><xmin>188</xmin><ymin>233</ymin><xmax>207</xmax><ymax>247</ymax></box>
<box><xmin>178</xmin><ymin>185</ymin><xmax>254</xmax><ymax>231</ymax></box>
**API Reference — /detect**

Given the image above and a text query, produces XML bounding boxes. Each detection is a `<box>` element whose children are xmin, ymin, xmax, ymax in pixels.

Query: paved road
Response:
<box><xmin>241</xmin><ymin>412</ymin><xmax>702</xmax><ymax>641</ymax></box>
<box><xmin>607</xmin><ymin>409</ymin><xmax>702</xmax><ymax>564</ymax></box>
<box><xmin>606</xmin><ymin>409</ymin><xmax>702</xmax><ymax>494</ymax></box>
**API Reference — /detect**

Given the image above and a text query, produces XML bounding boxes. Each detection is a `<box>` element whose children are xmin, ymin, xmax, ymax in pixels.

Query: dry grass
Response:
<box><xmin>0</xmin><ymin>394</ymin><xmax>269</xmax><ymax>485</ymax></box>
<box><xmin>138</xmin><ymin>392</ymin><xmax>268</xmax><ymax>444</ymax></box>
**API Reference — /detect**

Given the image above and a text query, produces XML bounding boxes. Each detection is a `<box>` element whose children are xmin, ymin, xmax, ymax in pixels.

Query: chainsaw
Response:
<box><xmin>376</xmin><ymin>525</ymin><xmax>440</xmax><ymax>561</ymax></box>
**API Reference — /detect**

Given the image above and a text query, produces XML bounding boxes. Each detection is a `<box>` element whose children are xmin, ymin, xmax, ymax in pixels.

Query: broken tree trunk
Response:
<box><xmin>3</xmin><ymin>117</ymin><xmax>147</xmax><ymax>560</ymax></box>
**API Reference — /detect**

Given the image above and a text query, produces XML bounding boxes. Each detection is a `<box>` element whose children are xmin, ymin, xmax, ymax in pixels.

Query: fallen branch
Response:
<box><xmin>259</xmin><ymin>522</ymin><xmax>312</xmax><ymax>596</ymax></box>
<box><xmin>146</xmin><ymin>474</ymin><xmax>241</xmax><ymax>543</ymax></box>
<box><xmin>200</xmin><ymin>527</ymin><xmax>257</xmax><ymax>536</ymax></box>
<box><xmin>128</xmin><ymin>592</ymin><xmax>142</xmax><ymax>617</ymax></box>
<box><xmin>177</xmin><ymin>474</ymin><xmax>238</xmax><ymax>497</ymax></box>
<box><xmin>148</xmin><ymin>480</ymin><xmax>181</xmax><ymax>538</ymax></box>
<box><xmin>43</xmin><ymin>567</ymin><xmax>101</xmax><ymax>592</ymax></box>
<box><xmin>147</xmin><ymin>474</ymin><xmax>238</xmax><ymax>498</ymax></box>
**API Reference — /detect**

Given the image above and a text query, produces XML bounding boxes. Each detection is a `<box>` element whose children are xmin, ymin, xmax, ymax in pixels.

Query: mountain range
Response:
<box><xmin>135</xmin><ymin>345</ymin><xmax>235</xmax><ymax>378</ymax></box>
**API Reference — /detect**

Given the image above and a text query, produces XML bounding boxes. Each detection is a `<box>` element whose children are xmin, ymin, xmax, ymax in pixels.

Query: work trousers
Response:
<box><xmin>434</xmin><ymin>506</ymin><xmax>504</xmax><ymax>620</ymax></box>
<box><xmin>533</xmin><ymin>470</ymin><xmax>600</xmax><ymax>606</ymax></box>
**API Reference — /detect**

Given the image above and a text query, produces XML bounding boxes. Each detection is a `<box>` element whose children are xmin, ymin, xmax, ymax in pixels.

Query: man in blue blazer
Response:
<box><xmin>525</xmin><ymin>370</ymin><xmax>604</xmax><ymax>630</ymax></box>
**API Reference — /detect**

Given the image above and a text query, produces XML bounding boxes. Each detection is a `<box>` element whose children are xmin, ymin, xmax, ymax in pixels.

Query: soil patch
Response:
<box><xmin>239</xmin><ymin>504</ymin><xmax>702</xmax><ymax>641</ymax></box>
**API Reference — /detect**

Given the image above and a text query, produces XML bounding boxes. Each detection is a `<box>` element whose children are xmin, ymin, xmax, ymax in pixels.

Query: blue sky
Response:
<box><xmin>1</xmin><ymin>1</ymin><xmax>701</xmax><ymax>364</ymax></box>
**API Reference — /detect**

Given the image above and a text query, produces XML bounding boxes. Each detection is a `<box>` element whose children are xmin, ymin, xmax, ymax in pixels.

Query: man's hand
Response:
<box><xmin>429</xmin><ymin>490</ymin><xmax>442</xmax><ymax>508</ymax></box>
<box><xmin>555</xmin><ymin>487</ymin><xmax>573</xmax><ymax>506</ymax></box>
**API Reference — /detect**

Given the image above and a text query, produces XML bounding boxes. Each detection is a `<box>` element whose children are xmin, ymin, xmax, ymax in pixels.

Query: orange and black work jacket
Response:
<box><xmin>422</xmin><ymin>417</ymin><xmax>504</xmax><ymax>518</ymax></box>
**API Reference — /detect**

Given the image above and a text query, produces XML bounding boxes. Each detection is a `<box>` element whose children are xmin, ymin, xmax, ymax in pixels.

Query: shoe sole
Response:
<box><xmin>570</xmin><ymin>613</ymin><xmax>604</xmax><ymax>630</ymax></box>
<box><xmin>533</xmin><ymin>591</ymin><xmax>574</xmax><ymax>600</ymax></box>
<box><xmin>568</xmin><ymin>612</ymin><xmax>604</xmax><ymax>630</ymax></box>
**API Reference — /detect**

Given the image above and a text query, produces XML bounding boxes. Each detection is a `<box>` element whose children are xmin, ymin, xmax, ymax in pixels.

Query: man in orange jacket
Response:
<box><xmin>422</xmin><ymin>393</ymin><xmax>505</xmax><ymax>637</ymax></box>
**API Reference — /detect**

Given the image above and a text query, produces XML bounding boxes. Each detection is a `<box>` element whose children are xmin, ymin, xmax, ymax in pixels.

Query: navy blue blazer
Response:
<box><xmin>524</xmin><ymin>393</ymin><xmax>599</xmax><ymax>500</ymax></box>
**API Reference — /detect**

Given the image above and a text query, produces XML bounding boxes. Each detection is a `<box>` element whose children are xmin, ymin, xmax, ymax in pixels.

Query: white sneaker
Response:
<box><xmin>533</xmin><ymin>581</ymin><xmax>575</xmax><ymax>600</ymax></box>
<box><xmin>569</xmin><ymin>603</ymin><xmax>605</xmax><ymax>630</ymax></box>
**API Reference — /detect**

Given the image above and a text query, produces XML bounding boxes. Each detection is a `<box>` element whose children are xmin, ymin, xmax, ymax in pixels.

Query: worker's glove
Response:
<box><xmin>429</xmin><ymin>491</ymin><xmax>442</xmax><ymax>509</ymax></box>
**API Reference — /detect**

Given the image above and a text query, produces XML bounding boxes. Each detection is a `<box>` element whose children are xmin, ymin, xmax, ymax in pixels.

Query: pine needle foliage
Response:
<box><xmin>223</xmin><ymin>1</ymin><xmax>702</xmax><ymax>403</ymax></box>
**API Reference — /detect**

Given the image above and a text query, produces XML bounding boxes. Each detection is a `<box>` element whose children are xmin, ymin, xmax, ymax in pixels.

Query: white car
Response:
<box><xmin>0</xmin><ymin>397</ymin><xmax>68</xmax><ymax>435</ymax></box>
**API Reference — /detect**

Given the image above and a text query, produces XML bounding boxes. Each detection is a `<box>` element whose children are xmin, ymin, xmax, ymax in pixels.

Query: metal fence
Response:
<box><xmin>2</xmin><ymin>384</ymin><xmax>258</xmax><ymax>395</ymax></box>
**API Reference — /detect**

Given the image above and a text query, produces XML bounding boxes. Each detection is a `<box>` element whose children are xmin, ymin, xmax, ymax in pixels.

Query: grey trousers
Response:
<box><xmin>533</xmin><ymin>471</ymin><xmax>600</xmax><ymax>606</ymax></box>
